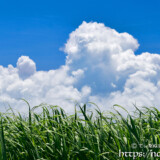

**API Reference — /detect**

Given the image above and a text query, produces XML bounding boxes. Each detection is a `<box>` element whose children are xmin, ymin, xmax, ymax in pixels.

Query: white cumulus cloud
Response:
<box><xmin>0</xmin><ymin>21</ymin><xmax>160</xmax><ymax>113</ymax></box>
<box><xmin>17</xmin><ymin>56</ymin><xmax>36</xmax><ymax>79</ymax></box>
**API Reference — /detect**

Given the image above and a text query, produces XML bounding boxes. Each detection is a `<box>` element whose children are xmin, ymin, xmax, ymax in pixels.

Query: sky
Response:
<box><xmin>0</xmin><ymin>0</ymin><xmax>160</xmax><ymax>113</ymax></box>
<box><xmin>1</xmin><ymin>0</ymin><xmax>160</xmax><ymax>70</ymax></box>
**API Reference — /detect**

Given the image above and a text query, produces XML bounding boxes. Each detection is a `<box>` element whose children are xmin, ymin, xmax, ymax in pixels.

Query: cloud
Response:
<box><xmin>0</xmin><ymin>63</ymin><xmax>87</xmax><ymax>113</ymax></box>
<box><xmin>0</xmin><ymin>21</ymin><xmax>160</xmax><ymax>113</ymax></box>
<box><xmin>64</xmin><ymin>22</ymin><xmax>140</xmax><ymax>94</ymax></box>
<box><xmin>64</xmin><ymin>21</ymin><xmax>160</xmax><ymax>111</ymax></box>
<box><xmin>17</xmin><ymin>56</ymin><xmax>36</xmax><ymax>79</ymax></box>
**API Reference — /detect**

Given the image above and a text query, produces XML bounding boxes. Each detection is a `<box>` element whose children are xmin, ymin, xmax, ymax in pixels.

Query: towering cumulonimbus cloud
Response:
<box><xmin>64</xmin><ymin>21</ymin><xmax>140</xmax><ymax>94</ymax></box>
<box><xmin>0</xmin><ymin>21</ymin><xmax>160</xmax><ymax>113</ymax></box>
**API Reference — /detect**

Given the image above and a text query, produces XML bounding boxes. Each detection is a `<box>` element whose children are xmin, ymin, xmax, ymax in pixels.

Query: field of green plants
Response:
<box><xmin>0</xmin><ymin>101</ymin><xmax>160</xmax><ymax>160</ymax></box>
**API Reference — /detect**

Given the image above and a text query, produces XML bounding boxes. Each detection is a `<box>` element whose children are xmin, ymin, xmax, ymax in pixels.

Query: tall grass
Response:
<box><xmin>0</xmin><ymin>102</ymin><xmax>160</xmax><ymax>159</ymax></box>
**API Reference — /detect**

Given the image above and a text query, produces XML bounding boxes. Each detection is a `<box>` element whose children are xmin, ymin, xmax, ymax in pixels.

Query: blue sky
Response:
<box><xmin>0</xmin><ymin>0</ymin><xmax>160</xmax><ymax>70</ymax></box>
